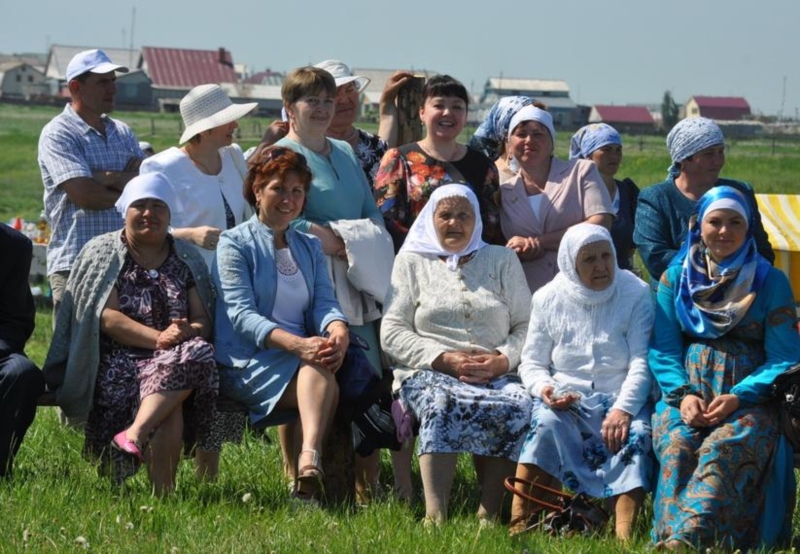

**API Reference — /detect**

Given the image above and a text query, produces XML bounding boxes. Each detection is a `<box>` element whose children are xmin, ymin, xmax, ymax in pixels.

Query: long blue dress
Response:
<box><xmin>649</xmin><ymin>264</ymin><xmax>800</xmax><ymax>550</ymax></box>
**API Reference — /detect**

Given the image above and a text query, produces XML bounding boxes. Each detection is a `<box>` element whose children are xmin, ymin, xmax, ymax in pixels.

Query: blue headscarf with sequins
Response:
<box><xmin>666</xmin><ymin>117</ymin><xmax>724</xmax><ymax>178</ymax></box>
<box><xmin>569</xmin><ymin>123</ymin><xmax>622</xmax><ymax>160</ymax></box>
<box><xmin>673</xmin><ymin>186</ymin><xmax>771</xmax><ymax>338</ymax></box>
<box><xmin>468</xmin><ymin>96</ymin><xmax>533</xmax><ymax>160</ymax></box>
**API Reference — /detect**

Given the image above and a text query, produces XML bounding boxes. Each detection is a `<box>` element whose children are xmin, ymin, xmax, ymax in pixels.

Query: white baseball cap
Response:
<box><xmin>66</xmin><ymin>49</ymin><xmax>129</xmax><ymax>82</ymax></box>
<box><xmin>314</xmin><ymin>60</ymin><xmax>370</xmax><ymax>93</ymax></box>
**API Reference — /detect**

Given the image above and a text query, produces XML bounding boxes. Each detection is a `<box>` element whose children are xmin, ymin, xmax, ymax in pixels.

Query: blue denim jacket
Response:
<box><xmin>212</xmin><ymin>215</ymin><xmax>347</xmax><ymax>369</ymax></box>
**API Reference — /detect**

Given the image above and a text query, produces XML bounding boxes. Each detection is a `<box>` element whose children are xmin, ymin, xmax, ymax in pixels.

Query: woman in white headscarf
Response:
<box><xmin>499</xmin><ymin>105</ymin><xmax>613</xmax><ymax>294</ymax></box>
<box><xmin>510</xmin><ymin>223</ymin><xmax>654</xmax><ymax>540</ymax></box>
<box><xmin>381</xmin><ymin>183</ymin><xmax>533</xmax><ymax>524</ymax></box>
<box><xmin>43</xmin><ymin>173</ymin><xmax>217</xmax><ymax>495</ymax></box>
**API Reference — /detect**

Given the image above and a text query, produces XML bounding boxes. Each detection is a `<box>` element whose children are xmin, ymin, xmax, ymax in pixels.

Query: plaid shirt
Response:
<box><xmin>38</xmin><ymin>104</ymin><xmax>143</xmax><ymax>275</ymax></box>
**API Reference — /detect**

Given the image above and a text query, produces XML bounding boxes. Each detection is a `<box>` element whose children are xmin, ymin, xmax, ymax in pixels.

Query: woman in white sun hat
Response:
<box><xmin>140</xmin><ymin>84</ymin><xmax>257</xmax><ymax>479</ymax></box>
<box><xmin>141</xmin><ymin>84</ymin><xmax>257</xmax><ymax>269</ymax></box>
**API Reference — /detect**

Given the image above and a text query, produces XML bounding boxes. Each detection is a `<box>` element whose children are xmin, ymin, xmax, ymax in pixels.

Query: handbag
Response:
<box><xmin>335</xmin><ymin>331</ymin><xmax>379</xmax><ymax>402</ymax></box>
<box><xmin>504</xmin><ymin>477</ymin><xmax>609</xmax><ymax>537</ymax></box>
<box><xmin>771</xmin><ymin>362</ymin><xmax>800</xmax><ymax>451</ymax></box>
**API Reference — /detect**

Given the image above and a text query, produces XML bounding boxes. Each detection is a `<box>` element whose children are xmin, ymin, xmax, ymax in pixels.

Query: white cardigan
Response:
<box><xmin>518</xmin><ymin>271</ymin><xmax>654</xmax><ymax>416</ymax></box>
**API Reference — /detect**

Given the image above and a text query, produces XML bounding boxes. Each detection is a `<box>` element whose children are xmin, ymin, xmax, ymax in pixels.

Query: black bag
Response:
<box><xmin>336</xmin><ymin>332</ymin><xmax>380</xmax><ymax>402</ymax></box>
<box><xmin>771</xmin><ymin>362</ymin><xmax>800</xmax><ymax>451</ymax></box>
<box><xmin>504</xmin><ymin>477</ymin><xmax>609</xmax><ymax>537</ymax></box>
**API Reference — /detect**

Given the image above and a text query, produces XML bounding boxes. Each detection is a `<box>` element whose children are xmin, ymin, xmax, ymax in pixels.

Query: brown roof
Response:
<box><xmin>593</xmin><ymin>105</ymin><xmax>654</xmax><ymax>124</ymax></box>
<box><xmin>142</xmin><ymin>46</ymin><xmax>238</xmax><ymax>88</ymax></box>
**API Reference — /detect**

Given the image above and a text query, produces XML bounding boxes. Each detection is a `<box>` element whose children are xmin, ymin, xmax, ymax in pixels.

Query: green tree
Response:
<box><xmin>661</xmin><ymin>91</ymin><xmax>680</xmax><ymax>132</ymax></box>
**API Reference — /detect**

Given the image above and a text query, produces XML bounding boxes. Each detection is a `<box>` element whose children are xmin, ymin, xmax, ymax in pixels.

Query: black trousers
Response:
<box><xmin>0</xmin><ymin>353</ymin><xmax>43</xmax><ymax>476</ymax></box>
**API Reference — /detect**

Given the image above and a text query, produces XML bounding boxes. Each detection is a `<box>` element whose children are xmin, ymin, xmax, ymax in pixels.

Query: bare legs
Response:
<box><xmin>509</xmin><ymin>463</ymin><xmax>559</xmax><ymax>534</ymax></box>
<box><xmin>123</xmin><ymin>389</ymin><xmax>191</xmax><ymax>496</ymax></box>
<box><xmin>611</xmin><ymin>487</ymin><xmax>644</xmax><ymax>541</ymax></box>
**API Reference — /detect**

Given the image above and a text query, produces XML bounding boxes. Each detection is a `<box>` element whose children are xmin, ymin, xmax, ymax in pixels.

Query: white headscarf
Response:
<box><xmin>115</xmin><ymin>172</ymin><xmax>178</xmax><ymax>217</ymax></box>
<box><xmin>400</xmin><ymin>183</ymin><xmax>487</xmax><ymax>270</ymax></box>
<box><xmin>553</xmin><ymin>223</ymin><xmax>618</xmax><ymax>306</ymax></box>
<box><xmin>507</xmin><ymin>105</ymin><xmax>556</xmax><ymax>173</ymax></box>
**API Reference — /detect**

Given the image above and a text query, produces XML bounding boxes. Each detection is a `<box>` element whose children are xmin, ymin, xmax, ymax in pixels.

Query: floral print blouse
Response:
<box><xmin>373</xmin><ymin>142</ymin><xmax>502</xmax><ymax>251</ymax></box>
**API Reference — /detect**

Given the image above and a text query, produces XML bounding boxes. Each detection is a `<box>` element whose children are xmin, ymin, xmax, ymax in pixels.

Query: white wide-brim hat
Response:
<box><xmin>314</xmin><ymin>59</ymin><xmax>370</xmax><ymax>93</ymax></box>
<box><xmin>179</xmin><ymin>84</ymin><xmax>258</xmax><ymax>144</ymax></box>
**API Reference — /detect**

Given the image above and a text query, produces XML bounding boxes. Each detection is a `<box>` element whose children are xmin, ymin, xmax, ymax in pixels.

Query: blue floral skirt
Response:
<box><xmin>399</xmin><ymin>371</ymin><xmax>532</xmax><ymax>459</ymax></box>
<box><xmin>517</xmin><ymin>392</ymin><xmax>654</xmax><ymax>498</ymax></box>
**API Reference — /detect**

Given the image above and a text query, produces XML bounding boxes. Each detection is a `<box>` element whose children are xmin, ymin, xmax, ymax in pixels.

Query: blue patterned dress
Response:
<box><xmin>650</xmin><ymin>264</ymin><xmax>800</xmax><ymax>550</ymax></box>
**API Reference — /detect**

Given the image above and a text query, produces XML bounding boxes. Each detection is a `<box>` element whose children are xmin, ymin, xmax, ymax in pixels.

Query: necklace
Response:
<box><xmin>420</xmin><ymin>140</ymin><xmax>461</xmax><ymax>162</ymax></box>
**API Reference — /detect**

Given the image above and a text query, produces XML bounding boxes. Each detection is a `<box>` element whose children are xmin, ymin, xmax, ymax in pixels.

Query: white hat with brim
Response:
<box><xmin>314</xmin><ymin>59</ymin><xmax>370</xmax><ymax>93</ymax></box>
<box><xmin>179</xmin><ymin>84</ymin><xmax>258</xmax><ymax>144</ymax></box>
<box><xmin>66</xmin><ymin>49</ymin><xmax>129</xmax><ymax>82</ymax></box>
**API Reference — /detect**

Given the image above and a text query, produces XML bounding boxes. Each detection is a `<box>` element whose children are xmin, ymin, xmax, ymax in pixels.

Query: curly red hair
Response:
<box><xmin>244</xmin><ymin>146</ymin><xmax>313</xmax><ymax>207</ymax></box>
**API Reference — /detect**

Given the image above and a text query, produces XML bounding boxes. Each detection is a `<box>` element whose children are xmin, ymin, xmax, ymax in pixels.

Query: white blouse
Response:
<box><xmin>518</xmin><ymin>271</ymin><xmax>654</xmax><ymax>416</ymax></box>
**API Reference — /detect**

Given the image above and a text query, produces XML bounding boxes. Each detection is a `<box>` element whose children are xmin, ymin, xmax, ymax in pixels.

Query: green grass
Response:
<box><xmin>5</xmin><ymin>102</ymin><xmax>800</xmax><ymax>552</ymax></box>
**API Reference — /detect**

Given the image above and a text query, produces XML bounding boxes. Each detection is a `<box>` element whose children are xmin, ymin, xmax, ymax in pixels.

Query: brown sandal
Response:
<box><xmin>295</xmin><ymin>448</ymin><xmax>324</xmax><ymax>500</ymax></box>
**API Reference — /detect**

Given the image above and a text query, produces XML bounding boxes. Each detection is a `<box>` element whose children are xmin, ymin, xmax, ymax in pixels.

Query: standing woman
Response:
<box><xmin>140</xmin><ymin>84</ymin><xmax>256</xmax><ymax>268</ymax></box>
<box><xmin>468</xmin><ymin>95</ymin><xmax>534</xmax><ymax>182</ymax></box>
<box><xmin>569</xmin><ymin>123</ymin><xmax>639</xmax><ymax>271</ymax></box>
<box><xmin>374</xmin><ymin>74</ymin><xmax>503</xmax><ymax>251</ymax></box>
<box><xmin>274</xmin><ymin>66</ymin><xmax>386</xmax><ymax>500</ymax></box>
<box><xmin>500</xmin><ymin>105</ymin><xmax>613</xmax><ymax>293</ymax></box>
<box><xmin>649</xmin><ymin>186</ymin><xmax>800</xmax><ymax>550</ymax></box>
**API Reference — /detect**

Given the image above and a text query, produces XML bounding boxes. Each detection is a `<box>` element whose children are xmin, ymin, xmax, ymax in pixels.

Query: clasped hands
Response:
<box><xmin>679</xmin><ymin>393</ymin><xmax>740</xmax><ymax>428</ymax></box>
<box><xmin>155</xmin><ymin>318</ymin><xmax>199</xmax><ymax>350</ymax></box>
<box><xmin>291</xmin><ymin>323</ymin><xmax>349</xmax><ymax>373</ymax></box>
<box><xmin>506</xmin><ymin>235</ymin><xmax>543</xmax><ymax>261</ymax></box>
<box><xmin>433</xmin><ymin>350</ymin><xmax>508</xmax><ymax>384</ymax></box>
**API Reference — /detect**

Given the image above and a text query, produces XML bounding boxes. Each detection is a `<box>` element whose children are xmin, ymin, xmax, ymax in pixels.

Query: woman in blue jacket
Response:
<box><xmin>213</xmin><ymin>146</ymin><xmax>349</xmax><ymax>502</ymax></box>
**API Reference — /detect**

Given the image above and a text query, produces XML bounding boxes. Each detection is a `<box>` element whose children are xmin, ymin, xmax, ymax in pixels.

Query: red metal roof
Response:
<box><xmin>690</xmin><ymin>96</ymin><xmax>751</xmax><ymax>120</ymax></box>
<box><xmin>142</xmin><ymin>46</ymin><xmax>238</xmax><ymax>88</ymax></box>
<box><xmin>593</xmin><ymin>105</ymin><xmax>654</xmax><ymax>124</ymax></box>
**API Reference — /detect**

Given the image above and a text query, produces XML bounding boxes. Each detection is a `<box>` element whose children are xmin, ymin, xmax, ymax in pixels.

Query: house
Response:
<box><xmin>115</xmin><ymin>69</ymin><xmax>153</xmax><ymax>108</ymax></box>
<box><xmin>218</xmin><ymin>82</ymin><xmax>283</xmax><ymax>117</ymax></box>
<box><xmin>45</xmin><ymin>45</ymin><xmax>140</xmax><ymax>84</ymax></box>
<box><xmin>0</xmin><ymin>62</ymin><xmax>52</xmax><ymax>100</ymax></box>
<box><xmin>685</xmin><ymin>96</ymin><xmax>751</xmax><ymax>121</ymax></box>
<box><xmin>140</xmin><ymin>46</ymin><xmax>240</xmax><ymax>111</ymax></box>
<box><xmin>588</xmin><ymin>105</ymin><xmax>655</xmax><ymax>134</ymax></box>
<box><xmin>479</xmin><ymin>77</ymin><xmax>579</xmax><ymax>127</ymax></box>
<box><xmin>244</xmin><ymin>70</ymin><xmax>284</xmax><ymax>86</ymax></box>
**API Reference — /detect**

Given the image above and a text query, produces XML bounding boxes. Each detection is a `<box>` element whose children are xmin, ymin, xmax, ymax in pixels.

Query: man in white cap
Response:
<box><xmin>38</xmin><ymin>49</ymin><xmax>145</xmax><ymax>320</ymax></box>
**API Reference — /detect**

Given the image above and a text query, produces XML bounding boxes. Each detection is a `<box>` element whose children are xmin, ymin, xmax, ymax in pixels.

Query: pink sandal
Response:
<box><xmin>112</xmin><ymin>430</ymin><xmax>144</xmax><ymax>463</ymax></box>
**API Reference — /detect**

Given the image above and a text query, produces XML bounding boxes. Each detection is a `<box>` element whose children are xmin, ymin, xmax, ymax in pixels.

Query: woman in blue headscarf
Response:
<box><xmin>468</xmin><ymin>95</ymin><xmax>533</xmax><ymax>181</ymax></box>
<box><xmin>569</xmin><ymin>124</ymin><xmax>639</xmax><ymax>270</ymax></box>
<box><xmin>649</xmin><ymin>185</ymin><xmax>800</xmax><ymax>551</ymax></box>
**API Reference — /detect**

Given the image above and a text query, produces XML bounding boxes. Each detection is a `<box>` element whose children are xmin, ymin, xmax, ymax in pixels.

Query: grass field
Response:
<box><xmin>3</xmin><ymin>101</ymin><xmax>800</xmax><ymax>552</ymax></box>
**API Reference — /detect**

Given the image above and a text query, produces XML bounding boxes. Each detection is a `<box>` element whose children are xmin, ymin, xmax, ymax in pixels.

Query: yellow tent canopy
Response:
<box><xmin>756</xmin><ymin>194</ymin><xmax>800</xmax><ymax>303</ymax></box>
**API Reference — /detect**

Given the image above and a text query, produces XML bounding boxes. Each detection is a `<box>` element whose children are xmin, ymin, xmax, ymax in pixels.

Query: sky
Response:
<box><xmin>1</xmin><ymin>0</ymin><xmax>798</xmax><ymax>118</ymax></box>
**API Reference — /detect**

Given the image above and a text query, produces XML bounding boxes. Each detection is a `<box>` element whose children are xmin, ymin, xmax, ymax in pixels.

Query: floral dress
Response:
<box><xmin>84</xmin><ymin>247</ymin><xmax>218</xmax><ymax>479</ymax></box>
<box><xmin>373</xmin><ymin>143</ymin><xmax>502</xmax><ymax>251</ymax></box>
<box><xmin>353</xmin><ymin>128</ymin><xmax>387</xmax><ymax>190</ymax></box>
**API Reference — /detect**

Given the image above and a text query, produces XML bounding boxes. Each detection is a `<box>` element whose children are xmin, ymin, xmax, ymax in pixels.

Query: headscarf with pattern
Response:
<box><xmin>468</xmin><ymin>95</ymin><xmax>533</xmax><ymax>160</ymax></box>
<box><xmin>569</xmin><ymin>123</ymin><xmax>622</xmax><ymax>160</ymax></box>
<box><xmin>666</xmin><ymin>117</ymin><xmax>724</xmax><ymax>178</ymax></box>
<box><xmin>673</xmin><ymin>185</ymin><xmax>771</xmax><ymax>338</ymax></box>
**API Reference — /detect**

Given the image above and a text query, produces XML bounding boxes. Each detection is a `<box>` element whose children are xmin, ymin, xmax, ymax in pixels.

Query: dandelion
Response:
<box><xmin>22</xmin><ymin>529</ymin><xmax>30</xmax><ymax>543</ymax></box>
<box><xmin>75</xmin><ymin>536</ymin><xmax>89</xmax><ymax>549</ymax></box>
<box><xmin>139</xmin><ymin>505</ymin><xmax>154</xmax><ymax>512</ymax></box>
<box><xmin>125</xmin><ymin>522</ymin><xmax>134</xmax><ymax>530</ymax></box>
<box><xmin>242</xmin><ymin>492</ymin><xmax>252</xmax><ymax>503</ymax></box>
<box><xmin>115</xmin><ymin>515</ymin><xmax>122</xmax><ymax>524</ymax></box>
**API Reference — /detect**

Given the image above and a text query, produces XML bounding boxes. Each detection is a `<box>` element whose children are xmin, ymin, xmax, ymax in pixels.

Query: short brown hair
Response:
<box><xmin>244</xmin><ymin>146</ymin><xmax>313</xmax><ymax>206</ymax></box>
<box><xmin>281</xmin><ymin>66</ymin><xmax>336</xmax><ymax>106</ymax></box>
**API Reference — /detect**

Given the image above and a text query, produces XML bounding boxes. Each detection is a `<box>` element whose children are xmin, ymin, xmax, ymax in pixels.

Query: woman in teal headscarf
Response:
<box><xmin>649</xmin><ymin>185</ymin><xmax>800</xmax><ymax>550</ymax></box>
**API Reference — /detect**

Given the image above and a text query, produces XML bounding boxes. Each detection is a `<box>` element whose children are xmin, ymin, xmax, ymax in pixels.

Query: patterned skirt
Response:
<box><xmin>517</xmin><ymin>392</ymin><xmax>654</xmax><ymax>498</ymax></box>
<box><xmin>651</xmin><ymin>336</ymin><xmax>781</xmax><ymax>550</ymax></box>
<box><xmin>399</xmin><ymin>371</ymin><xmax>532</xmax><ymax>459</ymax></box>
<box><xmin>85</xmin><ymin>337</ymin><xmax>218</xmax><ymax>480</ymax></box>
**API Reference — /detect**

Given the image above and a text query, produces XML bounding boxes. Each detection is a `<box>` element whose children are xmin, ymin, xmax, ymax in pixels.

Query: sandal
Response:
<box><xmin>111</xmin><ymin>430</ymin><xmax>145</xmax><ymax>463</ymax></box>
<box><xmin>295</xmin><ymin>448</ymin><xmax>324</xmax><ymax>500</ymax></box>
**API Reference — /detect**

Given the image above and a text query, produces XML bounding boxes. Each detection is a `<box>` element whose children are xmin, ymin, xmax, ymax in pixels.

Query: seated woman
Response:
<box><xmin>381</xmin><ymin>184</ymin><xmax>533</xmax><ymax>524</ymax></box>
<box><xmin>511</xmin><ymin>223</ymin><xmax>654</xmax><ymax>541</ymax></box>
<box><xmin>43</xmin><ymin>173</ymin><xmax>218</xmax><ymax>495</ymax></box>
<box><xmin>649</xmin><ymin>186</ymin><xmax>800</xmax><ymax>550</ymax></box>
<box><xmin>500</xmin><ymin>105</ymin><xmax>613</xmax><ymax>294</ymax></box>
<box><xmin>569</xmin><ymin>123</ymin><xmax>639</xmax><ymax>271</ymax></box>
<box><xmin>213</xmin><ymin>146</ymin><xmax>349</xmax><ymax>502</ymax></box>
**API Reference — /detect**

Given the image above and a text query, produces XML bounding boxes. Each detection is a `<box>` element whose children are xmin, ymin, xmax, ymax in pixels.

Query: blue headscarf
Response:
<box><xmin>666</xmin><ymin>117</ymin><xmax>724</xmax><ymax>178</ymax></box>
<box><xmin>569</xmin><ymin>123</ymin><xmax>622</xmax><ymax>160</ymax></box>
<box><xmin>467</xmin><ymin>96</ymin><xmax>533</xmax><ymax>160</ymax></box>
<box><xmin>673</xmin><ymin>186</ymin><xmax>771</xmax><ymax>339</ymax></box>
